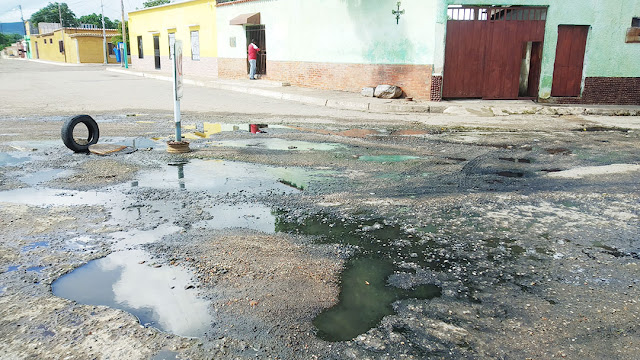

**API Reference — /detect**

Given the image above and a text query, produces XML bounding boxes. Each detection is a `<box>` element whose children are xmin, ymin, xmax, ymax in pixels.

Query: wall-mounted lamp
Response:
<box><xmin>392</xmin><ymin>1</ymin><xmax>405</xmax><ymax>24</ymax></box>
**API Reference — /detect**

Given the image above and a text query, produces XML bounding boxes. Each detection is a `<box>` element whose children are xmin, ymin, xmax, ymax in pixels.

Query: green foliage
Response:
<box><xmin>29</xmin><ymin>2</ymin><xmax>79</xmax><ymax>27</ymax></box>
<box><xmin>78</xmin><ymin>13</ymin><xmax>118</xmax><ymax>29</ymax></box>
<box><xmin>110</xmin><ymin>21</ymin><xmax>129</xmax><ymax>46</ymax></box>
<box><xmin>143</xmin><ymin>0</ymin><xmax>171</xmax><ymax>8</ymax></box>
<box><xmin>0</xmin><ymin>33</ymin><xmax>23</xmax><ymax>49</ymax></box>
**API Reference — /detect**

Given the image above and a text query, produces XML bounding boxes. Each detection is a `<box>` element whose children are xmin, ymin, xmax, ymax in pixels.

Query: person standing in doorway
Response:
<box><xmin>248</xmin><ymin>39</ymin><xmax>260</xmax><ymax>80</ymax></box>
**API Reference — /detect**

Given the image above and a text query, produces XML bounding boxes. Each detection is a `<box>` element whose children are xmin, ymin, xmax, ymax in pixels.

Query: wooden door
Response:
<box><xmin>551</xmin><ymin>25</ymin><xmax>589</xmax><ymax>97</ymax></box>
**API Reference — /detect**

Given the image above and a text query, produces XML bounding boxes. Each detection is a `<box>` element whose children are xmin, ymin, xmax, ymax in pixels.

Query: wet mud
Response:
<box><xmin>1</xmin><ymin>114</ymin><xmax>640</xmax><ymax>359</ymax></box>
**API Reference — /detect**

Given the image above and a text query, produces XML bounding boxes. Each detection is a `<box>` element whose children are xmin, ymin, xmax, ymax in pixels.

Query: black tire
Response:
<box><xmin>61</xmin><ymin>115</ymin><xmax>100</xmax><ymax>153</ymax></box>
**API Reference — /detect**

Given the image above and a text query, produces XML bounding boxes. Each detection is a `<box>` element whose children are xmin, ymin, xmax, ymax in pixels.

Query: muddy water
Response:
<box><xmin>274</xmin><ymin>213</ymin><xmax>444</xmax><ymax>340</ymax></box>
<box><xmin>312</xmin><ymin>258</ymin><xmax>440</xmax><ymax>342</ymax></box>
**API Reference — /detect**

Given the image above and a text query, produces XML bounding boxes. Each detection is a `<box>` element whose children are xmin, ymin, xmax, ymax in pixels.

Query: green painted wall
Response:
<box><xmin>216</xmin><ymin>0</ymin><xmax>438</xmax><ymax>65</ymax></box>
<box><xmin>438</xmin><ymin>0</ymin><xmax>640</xmax><ymax>98</ymax></box>
<box><xmin>217</xmin><ymin>0</ymin><xmax>638</xmax><ymax>98</ymax></box>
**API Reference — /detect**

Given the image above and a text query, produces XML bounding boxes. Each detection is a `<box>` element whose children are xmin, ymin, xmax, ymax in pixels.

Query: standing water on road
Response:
<box><xmin>41</xmin><ymin>159</ymin><xmax>334</xmax><ymax>337</ymax></box>
<box><xmin>275</xmin><ymin>213</ymin><xmax>443</xmax><ymax>341</ymax></box>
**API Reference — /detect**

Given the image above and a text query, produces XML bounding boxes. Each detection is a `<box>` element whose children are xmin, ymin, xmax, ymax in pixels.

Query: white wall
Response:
<box><xmin>216</xmin><ymin>0</ymin><xmax>438</xmax><ymax>65</ymax></box>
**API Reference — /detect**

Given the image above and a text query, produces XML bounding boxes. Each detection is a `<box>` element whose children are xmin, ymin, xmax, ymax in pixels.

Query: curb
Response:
<box><xmin>105</xmin><ymin>68</ymin><xmax>640</xmax><ymax>116</ymax></box>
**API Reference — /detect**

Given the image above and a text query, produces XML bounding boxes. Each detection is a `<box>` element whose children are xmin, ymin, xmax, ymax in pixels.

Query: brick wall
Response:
<box><xmin>544</xmin><ymin>77</ymin><xmax>640</xmax><ymax>105</ymax></box>
<box><xmin>217</xmin><ymin>57</ymin><xmax>247</xmax><ymax>79</ymax></box>
<box><xmin>217</xmin><ymin>58</ymin><xmax>433</xmax><ymax>100</ymax></box>
<box><xmin>430</xmin><ymin>75</ymin><xmax>443</xmax><ymax>102</ymax></box>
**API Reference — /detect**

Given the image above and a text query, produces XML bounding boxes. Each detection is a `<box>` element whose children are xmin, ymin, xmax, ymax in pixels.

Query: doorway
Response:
<box><xmin>245</xmin><ymin>25</ymin><xmax>266</xmax><ymax>76</ymax></box>
<box><xmin>443</xmin><ymin>6</ymin><xmax>547</xmax><ymax>100</ymax></box>
<box><xmin>518</xmin><ymin>41</ymin><xmax>543</xmax><ymax>98</ymax></box>
<box><xmin>35</xmin><ymin>41</ymin><xmax>39</xmax><ymax>59</ymax></box>
<box><xmin>153</xmin><ymin>35</ymin><xmax>160</xmax><ymax>70</ymax></box>
<box><xmin>551</xmin><ymin>25</ymin><xmax>589</xmax><ymax>97</ymax></box>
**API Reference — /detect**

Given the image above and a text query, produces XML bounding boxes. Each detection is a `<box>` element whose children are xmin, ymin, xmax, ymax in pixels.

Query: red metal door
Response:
<box><xmin>551</xmin><ymin>25</ymin><xmax>589</xmax><ymax>97</ymax></box>
<box><xmin>443</xmin><ymin>6</ymin><xmax>547</xmax><ymax>100</ymax></box>
<box><xmin>442</xmin><ymin>20</ymin><xmax>487</xmax><ymax>98</ymax></box>
<box><xmin>482</xmin><ymin>20</ymin><xmax>522</xmax><ymax>99</ymax></box>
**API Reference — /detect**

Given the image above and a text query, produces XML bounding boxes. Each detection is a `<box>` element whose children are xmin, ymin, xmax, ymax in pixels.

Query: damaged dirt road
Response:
<box><xmin>1</xmin><ymin>59</ymin><xmax>640</xmax><ymax>359</ymax></box>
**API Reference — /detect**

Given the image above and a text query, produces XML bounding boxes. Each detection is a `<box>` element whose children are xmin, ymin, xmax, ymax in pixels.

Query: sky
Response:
<box><xmin>0</xmin><ymin>0</ymin><xmax>148</xmax><ymax>23</ymax></box>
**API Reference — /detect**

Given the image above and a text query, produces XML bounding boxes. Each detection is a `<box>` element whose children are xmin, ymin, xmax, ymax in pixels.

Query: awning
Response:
<box><xmin>229</xmin><ymin>13</ymin><xmax>260</xmax><ymax>25</ymax></box>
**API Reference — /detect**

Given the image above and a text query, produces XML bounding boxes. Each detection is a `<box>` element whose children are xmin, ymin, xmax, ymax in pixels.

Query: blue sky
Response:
<box><xmin>0</xmin><ymin>0</ymin><xmax>148</xmax><ymax>23</ymax></box>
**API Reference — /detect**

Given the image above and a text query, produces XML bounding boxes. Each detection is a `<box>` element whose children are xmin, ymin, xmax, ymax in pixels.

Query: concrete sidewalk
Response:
<box><xmin>106</xmin><ymin>67</ymin><xmax>640</xmax><ymax>117</ymax></box>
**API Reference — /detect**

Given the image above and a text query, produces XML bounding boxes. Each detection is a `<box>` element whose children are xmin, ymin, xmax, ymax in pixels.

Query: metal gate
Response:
<box><xmin>443</xmin><ymin>6</ymin><xmax>547</xmax><ymax>100</ymax></box>
<box><xmin>246</xmin><ymin>25</ymin><xmax>266</xmax><ymax>76</ymax></box>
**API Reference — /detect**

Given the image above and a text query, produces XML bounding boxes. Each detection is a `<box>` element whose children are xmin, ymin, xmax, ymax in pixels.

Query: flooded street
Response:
<box><xmin>1</xmin><ymin>60</ymin><xmax>640</xmax><ymax>359</ymax></box>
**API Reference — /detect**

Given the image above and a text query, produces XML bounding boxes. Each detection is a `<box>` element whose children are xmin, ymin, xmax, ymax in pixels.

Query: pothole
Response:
<box><xmin>274</xmin><ymin>213</ymin><xmax>444</xmax><ymax>341</ymax></box>
<box><xmin>52</xmin><ymin>249</ymin><xmax>212</xmax><ymax>338</ymax></box>
<box><xmin>357</xmin><ymin>155</ymin><xmax>420</xmax><ymax>162</ymax></box>
<box><xmin>208</xmin><ymin>138</ymin><xmax>345</xmax><ymax>152</ymax></box>
<box><xmin>131</xmin><ymin>159</ymin><xmax>334</xmax><ymax>193</ymax></box>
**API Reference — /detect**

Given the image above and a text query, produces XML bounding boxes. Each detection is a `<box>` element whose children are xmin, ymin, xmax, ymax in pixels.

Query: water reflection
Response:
<box><xmin>52</xmin><ymin>249</ymin><xmax>211</xmax><ymax>338</ymax></box>
<box><xmin>209</xmin><ymin>138</ymin><xmax>344</xmax><ymax>152</ymax></box>
<box><xmin>0</xmin><ymin>153</ymin><xmax>31</xmax><ymax>166</ymax></box>
<box><xmin>194</xmin><ymin>203</ymin><xmax>276</xmax><ymax>233</ymax></box>
<box><xmin>134</xmin><ymin>159</ymin><xmax>330</xmax><ymax>193</ymax></box>
<box><xmin>0</xmin><ymin>188</ymin><xmax>123</xmax><ymax>208</ymax></box>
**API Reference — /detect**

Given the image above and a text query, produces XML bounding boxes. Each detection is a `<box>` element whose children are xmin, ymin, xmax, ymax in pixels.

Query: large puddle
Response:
<box><xmin>132</xmin><ymin>159</ymin><xmax>332</xmax><ymax>192</ymax></box>
<box><xmin>1</xmin><ymin>159</ymin><xmax>334</xmax><ymax>338</ymax></box>
<box><xmin>274</xmin><ymin>213</ymin><xmax>443</xmax><ymax>341</ymax></box>
<box><xmin>52</xmin><ymin>249</ymin><xmax>211</xmax><ymax>338</ymax></box>
<box><xmin>312</xmin><ymin>257</ymin><xmax>440</xmax><ymax>341</ymax></box>
<box><xmin>2</xmin><ymin>153</ymin><xmax>438</xmax><ymax>342</ymax></box>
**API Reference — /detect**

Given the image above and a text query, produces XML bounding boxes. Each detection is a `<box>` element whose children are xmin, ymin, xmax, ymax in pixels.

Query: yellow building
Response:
<box><xmin>30</xmin><ymin>28</ymin><xmax>120</xmax><ymax>64</ymax></box>
<box><xmin>128</xmin><ymin>0</ymin><xmax>218</xmax><ymax>76</ymax></box>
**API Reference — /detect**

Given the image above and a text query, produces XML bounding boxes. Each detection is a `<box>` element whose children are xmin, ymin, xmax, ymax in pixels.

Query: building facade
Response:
<box><xmin>125</xmin><ymin>0</ymin><xmax>639</xmax><ymax>104</ymax></box>
<box><xmin>215</xmin><ymin>0</ymin><xmax>436</xmax><ymax>99</ymax></box>
<box><xmin>128</xmin><ymin>0</ymin><xmax>219</xmax><ymax>76</ymax></box>
<box><xmin>215</xmin><ymin>0</ymin><xmax>639</xmax><ymax>103</ymax></box>
<box><xmin>435</xmin><ymin>0</ymin><xmax>640</xmax><ymax>104</ymax></box>
<box><xmin>29</xmin><ymin>27</ymin><xmax>119</xmax><ymax>64</ymax></box>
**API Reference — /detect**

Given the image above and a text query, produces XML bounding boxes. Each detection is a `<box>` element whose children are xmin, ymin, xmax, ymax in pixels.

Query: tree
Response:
<box><xmin>29</xmin><ymin>2</ymin><xmax>79</xmax><ymax>28</ymax></box>
<box><xmin>143</xmin><ymin>0</ymin><xmax>170</xmax><ymax>8</ymax></box>
<box><xmin>110</xmin><ymin>21</ymin><xmax>129</xmax><ymax>47</ymax></box>
<box><xmin>78</xmin><ymin>13</ymin><xmax>117</xmax><ymax>29</ymax></box>
<box><xmin>0</xmin><ymin>33</ymin><xmax>23</xmax><ymax>49</ymax></box>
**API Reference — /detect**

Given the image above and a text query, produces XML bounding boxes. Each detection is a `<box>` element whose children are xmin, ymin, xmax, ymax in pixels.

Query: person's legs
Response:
<box><xmin>249</xmin><ymin>59</ymin><xmax>257</xmax><ymax>79</ymax></box>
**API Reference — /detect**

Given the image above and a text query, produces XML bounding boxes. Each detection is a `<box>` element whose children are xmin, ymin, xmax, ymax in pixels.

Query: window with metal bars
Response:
<box><xmin>447</xmin><ymin>6</ymin><xmax>547</xmax><ymax>21</ymax></box>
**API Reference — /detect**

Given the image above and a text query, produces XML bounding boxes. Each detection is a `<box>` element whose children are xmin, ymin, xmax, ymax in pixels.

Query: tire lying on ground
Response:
<box><xmin>61</xmin><ymin>115</ymin><xmax>100</xmax><ymax>153</ymax></box>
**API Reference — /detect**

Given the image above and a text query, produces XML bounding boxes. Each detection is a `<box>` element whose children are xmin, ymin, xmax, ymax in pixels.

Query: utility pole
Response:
<box><xmin>58</xmin><ymin>2</ymin><xmax>67</xmax><ymax>63</ymax></box>
<box><xmin>58</xmin><ymin>3</ymin><xmax>63</xmax><ymax>26</ymax></box>
<box><xmin>101</xmin><ymin>0</ymin><xmax>107</xmax><ymax>64</ymax></box>
<box><xmin>120</xmin><ymin>0</ymin><xmax>128</xmax><ymax>69</ymax></box>
<box><xmin>19</xmin><ymin>5</ymin><xmax>26</xmax><ymax>36</ymax></box>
